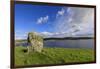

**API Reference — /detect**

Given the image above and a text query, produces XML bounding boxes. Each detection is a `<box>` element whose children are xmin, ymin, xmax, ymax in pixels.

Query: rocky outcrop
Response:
<box><xmin>27</xmin><ymin>32</ymin><xmax>43</xmax><ymax>53</ymax></box>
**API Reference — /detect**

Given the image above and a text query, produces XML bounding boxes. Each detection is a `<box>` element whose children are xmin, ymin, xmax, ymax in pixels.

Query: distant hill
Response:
<box><xmin>15</xmin><ymin>37</ymin><xmax>94</xmax><ymax>42</ymax></box>
<box><xmin>15</xmin><ymin>39</ymin><xmax>27</xmax><ymax>42</ymax></box>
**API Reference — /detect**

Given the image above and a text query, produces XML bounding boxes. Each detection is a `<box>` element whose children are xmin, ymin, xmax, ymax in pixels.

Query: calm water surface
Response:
<box><xmin>15</xmin><ymin>39</ymin><xmax>94</xmax><ymax>49</ymax></box>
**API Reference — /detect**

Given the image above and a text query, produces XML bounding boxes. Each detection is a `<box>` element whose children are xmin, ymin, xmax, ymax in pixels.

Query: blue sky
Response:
<box><xmin>15</xmin><ymin>3</ymin><xmax>94</xmax><ymax>39</ymax></box>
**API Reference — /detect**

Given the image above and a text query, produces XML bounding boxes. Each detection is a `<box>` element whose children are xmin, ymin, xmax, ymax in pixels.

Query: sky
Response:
<box><xmin>15</xmin><ymin>3</ymin><xmax>94</xmax><ymax>39</ymax></box>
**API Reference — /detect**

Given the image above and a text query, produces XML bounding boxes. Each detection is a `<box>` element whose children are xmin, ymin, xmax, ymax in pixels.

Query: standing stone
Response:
<box><xmin>27</xmin><ymin>32</ymin><xmax>43</xmax><ymax>53</ymax></box>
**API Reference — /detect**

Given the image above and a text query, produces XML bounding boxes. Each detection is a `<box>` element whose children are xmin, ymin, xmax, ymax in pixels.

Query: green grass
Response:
<box><xmin>15</xmin><ymin>46</ymin><xmax>94</xmax><ymax>66</ymax></box>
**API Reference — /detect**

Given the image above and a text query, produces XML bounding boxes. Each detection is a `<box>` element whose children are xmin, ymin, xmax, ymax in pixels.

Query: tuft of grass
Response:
<box><xmin>15</xmin><ymin>46</ymin><xmax>94</xmax><ymax>66</ymax></box>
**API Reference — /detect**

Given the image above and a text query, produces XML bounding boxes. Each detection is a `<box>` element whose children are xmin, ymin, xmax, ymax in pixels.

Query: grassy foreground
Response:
<box><xmin>15</xmin><ymin>46</ymin><xmax>94</xmax><ymax>66</ymax></box>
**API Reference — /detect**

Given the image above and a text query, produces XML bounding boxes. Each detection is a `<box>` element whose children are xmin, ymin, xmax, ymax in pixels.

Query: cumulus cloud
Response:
<box><xmin>54</xmin><ymin>7</ymin><xmax>94</xmax><ymax>37</ymax></box>
<box><xmin>36</xmin><ymin>7</ymin><xmax>94</xmax><ymax>38</ymax></box>
<box><xmin>15</xmin><ymin>35</ymin><xmax>27</xmax><ymax>40</ymax></box>
<box><xmin>40</xmin><ymin>31</ymin><xmax>74</xmax><ymax>38</ymax></box>
<box><xmin>56</xmin><ymin>8</ymin><xmax>65</xmax><ymax>17</ymax></box>
<box><xmin>15</xmin><ymin>31</ymin><xmax>28</xmax><ymax>39</ymax></box>
<box><xmin>37</xmin><ymin>15</ymin><xmax>49</xmax><ymax>24</ymax></box>
<box><xmin>40</xmin><ymin>31</ymin><xmax>53</xmax><ymax>37</ymax></box>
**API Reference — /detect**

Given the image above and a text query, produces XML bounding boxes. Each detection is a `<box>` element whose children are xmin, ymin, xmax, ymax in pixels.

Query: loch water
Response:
<box><xmin>15</xmin><ymin>39</ymin><xmax>94</xmax><ymax>49</ymax></box>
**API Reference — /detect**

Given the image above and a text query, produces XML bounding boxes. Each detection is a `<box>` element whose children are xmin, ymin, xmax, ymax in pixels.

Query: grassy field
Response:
<box><xmin>15</xmin><ymin>46</ymin><xmax>94</xmax><ymax>66</ymax></box>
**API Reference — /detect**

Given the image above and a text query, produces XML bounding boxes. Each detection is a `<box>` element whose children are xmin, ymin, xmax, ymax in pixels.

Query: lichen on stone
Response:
<box><xmin>27</xmin><ymin>32</ymin><xmax>43</xmax><ymax>53</ymax></box>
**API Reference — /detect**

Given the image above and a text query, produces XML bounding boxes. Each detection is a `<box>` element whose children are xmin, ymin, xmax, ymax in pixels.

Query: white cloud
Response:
<box><xmin>40</xmin><ymin>31</ymin><xmax>73</xmax><ymax>38</ymax></box>
<box><xmin>15</xmin><ymin>35</ymin><xmax>27</xmax><ymax>40</ymax></box>
<box><xmin>41</xmin><ymin>31</ymin><xmax>53</xmax><ymax>36</ymax></box>
<box><xmin>37</xmin><ymin>17</ymin><xmax>43</xmax><ymax>24</ymax></box>
<box><xmin>21</xmin><ymin>7</ymin><xmax>94</xmax><ymax>38</ymax></box>
<box><xmin>56</xmin><ymin>8</ymin><xmax>65</xmax><ymax>17</ymax></box>
<box><xmin>16</xmin><ymin>7</ymin><xmax>94</xmax><ymax>39</ymax></box>
<box><xmin>54</xmin><ymin>7</ymin><xmax>94</xmax><ymax>37</ymax></box>
<box><xmin>67</xmin><ymin>8</ymin><xmax>71</xmax><ymax>12</ymax></box>
<box><xmin>15</xmin><ymin>31</ymin><xmax>28</xmax><ymax>40</ymax></box>
<box><xmin>37</xmin><ymin>15</ymin><xmax>49</xmax><ymax>24</ymax></box>
<box><xmin>44</xmin><ymin>16</ymin><xmax>49</xmax><ymax>21</ymax></box>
